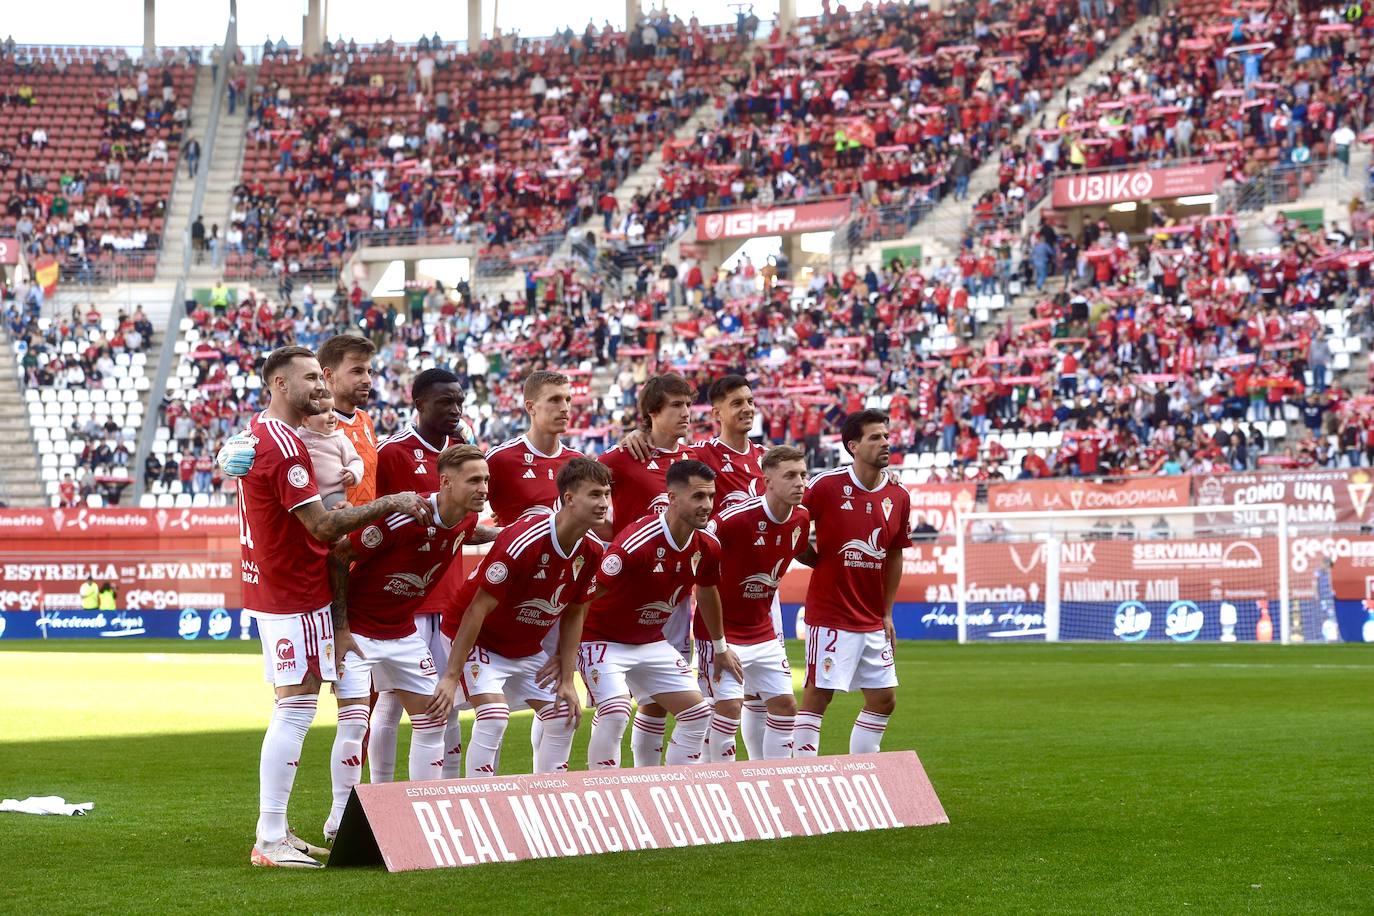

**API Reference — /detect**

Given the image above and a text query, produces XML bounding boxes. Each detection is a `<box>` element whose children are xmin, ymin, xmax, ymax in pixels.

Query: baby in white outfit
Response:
<box><xmin>297</xmin><ymin>394</ymin><xmax>363</xmax><ymax>508</ymax></box>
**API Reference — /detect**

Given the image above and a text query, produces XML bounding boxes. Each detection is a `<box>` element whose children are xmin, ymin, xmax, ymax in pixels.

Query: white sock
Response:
<box><xmin>533</xmin><ymin>705</ymin><xmax>576</xmax><ymax>773</ymax></box>
<box><xmin>587</xmin><ymin>698</ymin><xmax>633</xmax><ymax>769</ymax></box>
<box><xmin>631</xmin><ymin>711</ymin><xmax>667</xmax><ymax>767</ymax></box>
<box><xmin>441</xmin><ymin>710</ymin><xmax>463</xmax><ymax>779</ymax></box>
<box><xmin>408</xmin><ymin>713</ymin><xmax>448</xmax><ymax>781</ymax></box>
<box><xmin>707</xmin><ymin>712</ymin><xmax>741</xmax><ymax>762</ymax></box>
<box><xmin>741</xmin><ymin>699</ymin><xmax>768</xmax><ymax>759</ymax></box>
<box><xmin>793</xmin><ymin>710</ymin><xmax>823</xmax><ymax>757</ymax></box>
<box><xmin>326</xmin><ymin>705</ymin><xmax>369</xmax><ymax>834</ymax></box>
<box><xmin>665</xmin><ymin>701</ymin><xmax>712</xmax><ymax>765</ymax></box>
<box><xmin>763</xmin><ymin>713</ymin><xmax>795</xmax><ymax>759</ymax></box>
<box><xmin>367</xmin><ymin>692</ymin><xmax>403</xmax><ymax>782</ymax></box>
<box><xmin>849</xmin><ymin>709</ymin><xmax>890</xmax><ymax>754</ymax></box>
<box><xmin>530</xmin><ymin>714</ymin><xmax>544</xmax><ymax>759</ymax></box>
<box><xmin>465</xmin><ymin>702</ymin><xmax>510</xmax><ymax>777</ymax></box>
<box><xmin>256</xmin><ymin>695</ymin><xmax>317</xmax><ymax>845</ymax></box>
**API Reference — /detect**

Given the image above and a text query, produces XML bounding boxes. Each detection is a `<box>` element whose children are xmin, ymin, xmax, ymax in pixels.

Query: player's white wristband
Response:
<box><xmin>712</xmin><ymin>638</ymin><xmax>728</xmax><ymax>654</ymax></box>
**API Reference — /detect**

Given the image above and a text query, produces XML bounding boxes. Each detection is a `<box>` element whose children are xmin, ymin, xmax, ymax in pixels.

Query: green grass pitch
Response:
<box><xmin>1</xmin><ymin>640</ymin><xmax>1371</xmax><ymax>913</ymax></box>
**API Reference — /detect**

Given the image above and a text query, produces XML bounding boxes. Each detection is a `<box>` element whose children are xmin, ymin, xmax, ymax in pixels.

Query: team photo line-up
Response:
<box><xmin>225</xmin><ymin>335</ymin><xmax>910</xmax><ymax>868</ymax></box>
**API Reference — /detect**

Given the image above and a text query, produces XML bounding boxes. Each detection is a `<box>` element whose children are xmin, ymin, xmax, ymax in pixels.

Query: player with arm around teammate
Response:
<box><xmin>580</xmin><ymin>460</ymin><xmax>743</xmax><ymax>768</ymax></box>
<box><xmin>242</xmin><ymin>346</ymin><xmax>433</xmax><ymax>869</ymax></box>
<box><xmin>697</xmin><ymin>446</ymin><xmax>810</xmax><ymax>760</ymax></box>
<box><xmin>428</xmin><ymin>457</ymin><xmax>611</xmax><ymax>775</ymax></box>
<box><xmin>321</xmin><ymin>445</ymin><xmax>493</xmax><ymax>843</ymax></box>
<box><xmin>793</xmin><ymin>410</ymin><xmax>910</xmax><ymax>758</ymax></box>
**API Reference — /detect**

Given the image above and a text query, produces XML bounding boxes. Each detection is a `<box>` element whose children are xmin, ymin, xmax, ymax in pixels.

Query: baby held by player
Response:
<box><xmin>297</xmin><ymin>394</ymin><xmax>363</xmax><ymax>509</ymax></box>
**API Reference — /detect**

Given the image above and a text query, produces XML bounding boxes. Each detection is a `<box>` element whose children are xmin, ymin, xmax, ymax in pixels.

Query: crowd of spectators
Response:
<box><xmin>223</xmin><ymin>13</ymin><xmax>749</xmax><ymax>281</ymax></box>
<box><xmin>0</xmin><ymin>44</ymin><xmax>199</xmax><ymax>283</ymax></box>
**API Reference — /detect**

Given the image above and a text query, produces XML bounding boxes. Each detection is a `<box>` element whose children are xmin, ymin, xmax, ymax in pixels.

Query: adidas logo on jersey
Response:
<box><xmin>722</xmin><ymin>464</ymin><xmax>734</xmax><ymax>473</ymax></box>
<box><xmin>841</xmin><ymin>500</ymin><xmax>854</xmax><ymax>510</ymax></box>
<box><xmin>753</xmin><ymin>536</ymin><xmax>765</xmax><ymax>546</ymax></box>
<box><xmin>522</xmin><ymin>469</ymin><xmax>536</xmax><ymax>478</ymax></box>
<box><xmin>652</xmin><ymin>562</ymin><xmax>665</xmax><ymax>573</ymax></box>
<box><xmin>647</xmin><ymin>460</ymin><xmax>659</xmax><ymax>469</ymax></box>
<box><xmin>533</xmin><ymin>569</ymin><xmax>546</xmax><ymax>579</ymax></box>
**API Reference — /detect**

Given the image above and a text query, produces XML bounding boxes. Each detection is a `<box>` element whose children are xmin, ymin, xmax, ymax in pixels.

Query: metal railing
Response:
<box><xmin>475</xmin><ymin>234</ymin><xmax>566</xmax><ymax>277</ymax></box>
<box><xmin>1229</xmin><ymin>157</ymin><xmax>1339</xmax><ymax>213</ymax></box>
<box><xmin>58</xmin><ymin>250</ymin><xmax>161</xmax><ymax>287</ymax></box>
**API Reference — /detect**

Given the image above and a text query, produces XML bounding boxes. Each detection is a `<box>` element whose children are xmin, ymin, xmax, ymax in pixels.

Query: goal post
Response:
<box><xmin>954</xmin><ymin>503</ymin><xmax>1290</xmax><ymax>645</ymax></box>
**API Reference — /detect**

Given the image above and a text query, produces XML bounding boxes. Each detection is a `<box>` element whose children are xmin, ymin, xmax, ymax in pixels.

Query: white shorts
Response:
<box><xmin>805</xmin><ymin>626</ymin><xmax>897</xmax><ymax>692</ymax></box>
<box><xmin>661</xmin><ymin>599</ymin><xmax>694</xmax><ymax>661</ymax></box>
<box><xmin>696</xmin><ymin>639</ymin><xmax>793</xmax><ymax>702</ymax></box>
<box><xmin>579</xmin><ymin>639</ymin><xmax>696</xmax><ymax>707</ymax></box>
<box><xmin>256</xmin><ymin>606</ymin><xmax>338</xmax><ymax>687</ymax></box>
<box><xmin>414</xmin><ymin>613</ymin><xmax>450</xmax><ymax>675</ymax></box>
<box><xmin>460</xmin><ymin>645</ymin><xmax>555</xmax><ymax>707</ymax></box>
<box><xmin>334</xmin><ymin>631</ymin><xmax>438</xmax><ymax>699</ymax></box>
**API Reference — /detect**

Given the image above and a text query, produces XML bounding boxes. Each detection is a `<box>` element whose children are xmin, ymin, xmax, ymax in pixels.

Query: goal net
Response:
<box><xmin>954</xmin><ymin>504</ymin><xmax>1297</xmax><ymax>644</ymax></box>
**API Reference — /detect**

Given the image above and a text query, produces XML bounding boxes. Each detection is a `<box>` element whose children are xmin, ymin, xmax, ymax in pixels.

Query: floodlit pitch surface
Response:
<box><xmin>2</xmin><ymin>641</ymin><xmax>1371</xmax><ymax>913</ymax></box>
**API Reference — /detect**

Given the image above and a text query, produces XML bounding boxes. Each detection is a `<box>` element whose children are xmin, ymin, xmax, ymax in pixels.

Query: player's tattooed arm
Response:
<box><xmin>327</xmin><ymin>552</ymin><xmax>365</xmax><ymax>664</ymax></box>
<box><xmin>293</xmin><ymin>491</ymin><xmax>433</xmax><ymax>543</ymax></box>
<box><xmin>470</xmin><ymin>524</ymin><xmax>501</xmax><ymax>545</ymax></box>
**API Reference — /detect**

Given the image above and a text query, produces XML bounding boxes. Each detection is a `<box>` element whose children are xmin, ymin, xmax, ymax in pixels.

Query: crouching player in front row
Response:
<box><xmin>428</xmin><ymin>457</ymin><xmax>610</xmax><ymax>775</ymax></box>
<box><xmin>323</xmin><ymin>444</ymin><xmax>495</xmax><ymax>843</ymax></box>
<box><xmin>580</xmin><ymin>460</ymin><xmax>743</xmax><ymax>768</ymax></box>
<box><xmin>697</xmin><ymin>445</ymin><xmax>810</xmax><ymax>760</ymax></box>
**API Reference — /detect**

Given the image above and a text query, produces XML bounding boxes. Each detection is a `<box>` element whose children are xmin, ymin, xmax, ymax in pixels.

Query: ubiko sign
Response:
<box><xmin>1051</xmin><ymin>163</ymin><xmax>1226</xmax><ymax>208</ymax></box>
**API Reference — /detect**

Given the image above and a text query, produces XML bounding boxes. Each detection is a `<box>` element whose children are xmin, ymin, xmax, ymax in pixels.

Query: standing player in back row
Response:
<box><xmin>597</xmin><ymin>373</ymin><xmax>698</xmax><ymax>765</ymax></box>
<box><xmin>240</xmin><ymin>346</ymin><xmax>432</xmax><ymax>868</ymax></box>
<box><xmin>483</xmin><ymin>370</ymin><xmax>587</xmax><ymax>757</ymax></box>
<box><xmin>370</xmin><ymin>368</ymin><xmax>477</xmax><ymax>783</ymax></box>
<box><xmin>794</xmin><ymin>409</ymin><xmax>910</xmax><ymax>758</ymax></box>
<box><xmin>317</xmin><ymin>334</ymin><xmax>380</xmax><ymax>506</ymax></box>
<box><xmin>620</xmin><ymin>374</ymin><xmax>774</xmax><ymax>758</ymax></box>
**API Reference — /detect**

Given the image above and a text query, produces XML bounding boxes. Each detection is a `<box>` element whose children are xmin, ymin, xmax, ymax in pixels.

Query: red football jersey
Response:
<box><xmin>597</xmin><ymin>442</ymin><xmax>696</xmax><ymax>536</ymax></box>
<box><xmin>444</xmin><ymin>514</ymin><xmax>604</xmax><ymax>656</ymax></box>
<box><xmin>802</xmin><ymin>467</ymin><xmax>912</xmax><ymax>632</ymax></box>
<box><xmin>345</xmin><ymin>495</ymin><xmax>479</xmax><ymax>640</ymax></box>
<box><xmin>696</xmin><ymin>496</ymin><xmax>810</xmax><ymax>645</ymax></box>
<box><xmin>238</xmin><ymin>413</ymin><xmax>331</xmax><ymax>614</ymax></box>
<box><xmin>374</xmin><ymin>425</ymin><xmax>466</xmax><ymax>617</ymax></box>
<box><xmin>693</xmin><ymin>437</ymin><xmax>766</xmax><ymax>513</ymax></box>
<box><xmin>483</xmin><ymin>435</ymin><xmax>586</xmax><ymax>525</ymax></box>
<box><xmin>583</xmin><ymin>513</ymin><xmax>722</xmax><ymax>645</ymax></box>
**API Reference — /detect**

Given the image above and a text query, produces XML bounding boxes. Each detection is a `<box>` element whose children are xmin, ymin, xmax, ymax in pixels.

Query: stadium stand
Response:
<box><xmin>0</xmin><ymin>45</ymin><xmax>199</xmax><ymax>285</ymax></box>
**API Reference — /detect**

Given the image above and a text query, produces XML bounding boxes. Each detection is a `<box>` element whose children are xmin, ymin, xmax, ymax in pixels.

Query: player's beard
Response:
<box><xmin>293</xmin><ymin>386</ymin><xmax>327</xmax><ymax>418</ymax></box>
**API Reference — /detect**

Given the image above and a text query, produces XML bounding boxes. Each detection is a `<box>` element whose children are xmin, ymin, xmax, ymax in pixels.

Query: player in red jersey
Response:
<box><xmin>621</xmin><ymin>374</ymin><xmax>785</xmax><ymax>758</ymax></box>
<box><xmin>597</xmin><ymin>374</ymin><xmax>701</xmax><ymax>765</ymax></box>
<box><xmin>322</xmin><ymin>445</ymin><xmax>492</xmax><ymax>841</ymax></box>
<box><xmin>580</xmin><ymin>460</ymin><xmax>742</xmax><ymax>768</ymax></box>
<box><xmin>241</xmin><ymin>347</ymin><xmax>431</xmax><ymax>869</ymax></box>
<box><xmin>696</xmin><ymin>446</ymin><xmax>809</xmax><ymax>760</ymax></box>
<box><xmin>430</xmin><ymin>458</ymin><xmax>611</xmax><ymax>775</ymax></box>
<box><xmin>484</xmin><ymin>370</ymin><xmax>587</xmax><ymax>525</ymax></box>
<box><xmin>484</xmin><ymin>370</ymin><xmax>587</xmax><ymax>757</ymax></box>
<box><xmin>369</xmin><ymin>368</ymin><xmax>479</xmax><ymax>783</ymax></box>
<box><xmin>794</xmin><ymin>410</ymin><xmax>910</xmax><ymax>758</ymax></box>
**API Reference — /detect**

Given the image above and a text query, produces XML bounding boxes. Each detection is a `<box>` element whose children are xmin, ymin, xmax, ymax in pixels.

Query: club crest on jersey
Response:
<box><xmin>470</xmin><ymin>663</ymin><xmax>481</xmax><ymax>680</ymax></box>
<box><xmin>843</xmin><ymin>485</ymin><xmax>853</xmax><ymax>497</ymax></box>
<box><xmin>881</xmin><ymin>497</ymin><xmax>893</xmax><ymax>521</ymax></box>
<box><xmin>323</xmin><ymin>641</ymin><xmax>334</xmax><ymax>663</ymax></box>
<box><xmin>572</xmin><ymin>556</ymin><xmax>585</xmax><ymax>580</ymax></box>
<box><xmin>690</xmin><ymin>550</ymin><xmax>702</xmax><ymax>575</ymax></box>
<box><xmin>758</xmin><ymin>521</ymin><xmax>768</xmax><ymax>532</ymax></box>
<box><xmin>656</xmin><ymin>547</ymin><xmax>665</xmax><ymax>559</ymax></box>
<box><xmin>791</xmin><ymin>526</ymin><xmax>802</xmax><ymax>550</ymax></box>
<box><xmin>823</xmin><ymin>657</ymin><xmax>834</xmax><ymax>674</ymax></box>
<box><xmin>361</xmin><ymin>525</ymin><xmax>383</xmax><ymax>548</ymax></box>
<box><xmin>524</xmin><ymin>453</ymin><xmax>534</xmax><ymax>464</ymax></box>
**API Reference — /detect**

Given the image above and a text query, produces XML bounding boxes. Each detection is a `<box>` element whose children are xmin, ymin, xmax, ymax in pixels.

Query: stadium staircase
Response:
<box><xmin>157</xmin><ymin>65</ymin><xmax>253</xmax><ymax>283</ymax></box>
<box><xmin>0</xmin><ymin>334</ymin><xmax>44</xmax><ymax>506</ymax></box>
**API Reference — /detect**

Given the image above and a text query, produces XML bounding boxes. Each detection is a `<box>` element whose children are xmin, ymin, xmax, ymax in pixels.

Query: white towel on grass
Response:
<box><xmin>1</xmin><ymin>796</ymin><xmax>94</xmax><ymax>816</ymax></box>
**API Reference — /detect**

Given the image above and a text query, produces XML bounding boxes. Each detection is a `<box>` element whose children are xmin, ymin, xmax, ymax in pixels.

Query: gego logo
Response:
<box><xmin>1114</xmin><ymin>600</ymin><xmax>1152</xmax><ymax>641</ymax></box>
